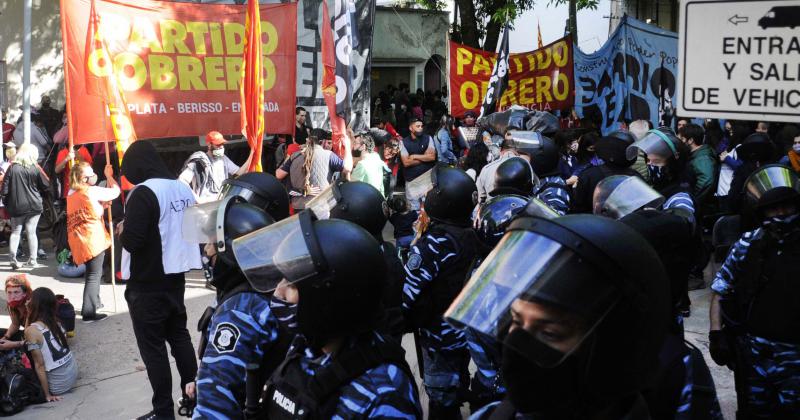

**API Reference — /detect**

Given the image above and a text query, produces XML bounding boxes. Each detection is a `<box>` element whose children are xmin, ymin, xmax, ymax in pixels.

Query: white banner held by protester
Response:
<box><xmin>678</xmin><ymin>0</ymin><xmax>800</xmax><ymax>123</ymax></box>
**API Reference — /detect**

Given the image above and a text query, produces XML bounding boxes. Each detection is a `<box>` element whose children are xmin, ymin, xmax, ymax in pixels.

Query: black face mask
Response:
<box><xmin>352</xmin><ymin>149</ymin><xmax>362</xmax><ymax>158</ymax></box>
<box><xmin>500</xmin><ymin>328</ymin><xmax>584</xmax><ymax>415</ymax></box>
<box><xmin>647</xmin><ymin>164</ymin><xmax>671</xmax><ymax>188</ymax></box>
<box><xmin>761</xmin><ymin>213</ymin><xmax>800</xmax><ymax>239</ymax></box>
<box><xmin>269</xmin><ymin>295</ymin><xmax>299</xmax><ymax>334</ymax></box>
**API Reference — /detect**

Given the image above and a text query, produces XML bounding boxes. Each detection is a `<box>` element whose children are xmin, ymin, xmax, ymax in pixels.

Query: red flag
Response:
<box><xmin>240</xmin><ymin>0</ymin><xmax>265</xmax><ymax>172</ymax></box>
<box><xmin>321</xmin><ymin>0</ymin><xmax>348</xmax><ymax>158</ymax></box>
<box><xmin>537</xmin><ymin>19</ymin><xmax>544</xmax><ymax>49</ymax></box>
<box><xmin>84</xmin><ymin>0</ymin><xmax>135</xmax><ymax>188</ymax></box>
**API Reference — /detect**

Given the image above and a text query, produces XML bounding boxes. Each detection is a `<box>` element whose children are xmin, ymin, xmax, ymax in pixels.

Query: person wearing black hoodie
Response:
<box><xmin>119</xmin><ymin>141</ymin><xmax>202</xmax><ymax>420</ymax></box>
<box><xmin>572</xmin><ymin>130</ymin><xmax>641</xmax><ymax>213</ymax></box>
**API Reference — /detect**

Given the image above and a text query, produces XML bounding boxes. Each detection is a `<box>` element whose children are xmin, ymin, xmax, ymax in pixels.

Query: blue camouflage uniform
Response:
<box><xmin>663</xmin><ymin>192</ymin><xmax>695</xmax><ymax>226</ymax></box>
<box><xmin>194</xmin><ymin>292</ymin><xmax>280</xmax><ymax>419</ymax></box>
<box><xmin>465</xmin><ymin>328</ymin><xmax>505</xmax><ymax>405</ymax></box>
<box><xmin>403</xmin><ymin>229</ymin><xmax>471</xmax><ymax>408</ymax></box>
<box><xmin>535</xmin><ymin>175</ymin><xmax>570</xmax><ymax>216</ymax></box>
<box><xmin>712</xmin><ymin>228</ymin><xmax>800</xmax><ymax>418</ymax></box>
<box><xmin>269</xmin><ymin>332</ymin><xmax>422</xmax><ymax>419</ymax></box>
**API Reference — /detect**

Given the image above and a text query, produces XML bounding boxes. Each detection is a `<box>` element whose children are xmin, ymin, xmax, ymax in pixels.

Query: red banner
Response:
<box><xmin>449</xmin><ymin>36</ymin><xmax>574</xmax><ymax>118</ymax></box>
<box><xmin>61</xmin><ymin>0</ymin><xmax>297</xmax><ymax>144</ymax></box>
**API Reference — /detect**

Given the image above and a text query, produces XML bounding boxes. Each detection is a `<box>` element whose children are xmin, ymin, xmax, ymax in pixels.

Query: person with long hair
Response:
<box><xmin>462</xmin><ymin>142</ymin><xmax>490</xmax><ymax>180</ymax></box>
<box><xmin>0</xmin><ymin>274</ymin><xmax>32</xmax><ymax>351</ymax></box>
<box><xmin>0</xmin><ymin>143</ymin><xmax>49</xmax><ymax>269</ymax></box>
<box><xmin>25</xmin><ymin>287</ymin><xmax>78</xmax><ymax>401</ymax></box>
<box><xmin>66</xmin><ymin>161</ymin><xmax>119</xmax><ymax>322</ymax></box>
<box><xmin>276</xmin><ymin>128</ymin><xmax>352</xmax><ymax>212</ymax></box>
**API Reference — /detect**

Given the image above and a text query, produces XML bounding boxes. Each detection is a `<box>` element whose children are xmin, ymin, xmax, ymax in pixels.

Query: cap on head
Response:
<box><xmin>206</xmin><ymin>131</ymin><xmax>226</xmax><ymax>146</ymax></box>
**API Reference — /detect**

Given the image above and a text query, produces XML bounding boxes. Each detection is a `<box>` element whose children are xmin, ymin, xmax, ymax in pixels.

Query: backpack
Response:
<box><xmin>0</xmin><ymin>370</ymin><xmax>44</xmax><ymax>416</ymax></box>
<box><xmin>55</xmin><ymin>295</ymin><xmax>76</xmax><ymax>336</ymax></box>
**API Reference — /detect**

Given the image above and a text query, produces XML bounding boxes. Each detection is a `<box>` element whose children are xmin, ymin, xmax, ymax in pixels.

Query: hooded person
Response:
<box><xmin>572</xmin><ymin>130</ymin><xmax>641</xmax><ymax>213</ymax></box>
<box><xmin>119</xmin><ymin>140</ymin><xmax>202</xmax><ymax>420</ymax></box>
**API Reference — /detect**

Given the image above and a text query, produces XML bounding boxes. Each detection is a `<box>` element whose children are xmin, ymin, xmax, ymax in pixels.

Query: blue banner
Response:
<box><xmin>574</xmin><ymin>16</ymin><xmax>679</xmax><ymax>135</ymax></box>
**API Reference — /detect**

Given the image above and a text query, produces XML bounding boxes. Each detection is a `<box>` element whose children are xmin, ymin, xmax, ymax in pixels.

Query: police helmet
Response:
<box><xmin>596</xmin><ymin>133</ymin><xmax>636</xmax><ymax>168</ymax></box>
<box><xmin>490</xmin><ymin>157</ymin><xmax>534</xmax><ymax>197</ymax></box>
<box><xmin>220</xmin><ymin>172</ymin><xmax>290</xmax><ymax>221</ymax></box>
<box><xmin>592</xmin><ymin>175</ymin><xmax>665</xmax><ymax>219</ymax></box>
<box><xmin>743</xmin><ymin>164</ymin><xmax>800</xmax><ymax>215</ymax></box>
<box><xmin>626</xmin><ymin>127</ymin><xmax>681</xmax><ymax>162</ymax></box>
<box><xmin>236</xmin><ymin>211</ymin><xmax>386</xmax><ymax>347</ymax></box>
<box><xmin>527</xmin><ymin>136</ymin><xmax>561</xmax><ymax>177</ymax></box>
<box><xmin>306</xmin><ymin>181</ymin><xmax>388</xmax><ymax>239</ymax></box>
<box><xmin>423</xmin><ymin>166</ymin><xmax>478</xmax><ymax>225</ymax></box>
<box><xmin>737</xmin><ymin>132</ymin><xmax>775</xmax><ymax>163</ymax></box>
<box><xmin>501</xmin><ymin>131</ymin><xmax>543</xmax><ymax>156</ymax></box>
<box><xmin>525</xmin><ymin>110</ymin><xmax>560</xmax><ymax>136</ymax></box>
<box><xmin>474</xmin><ymin>195</ymin><xmax>528</xmax><ymax>248</ymax></box>
<box><xmin>447</xmin><ymin>215</ymin><xmax>668</xmax><ymax>399</ymax></box>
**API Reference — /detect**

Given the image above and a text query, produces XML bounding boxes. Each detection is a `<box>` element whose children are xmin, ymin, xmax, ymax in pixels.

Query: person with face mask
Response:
<box><xmin>55</xmin><ymin>143</ymin><xmax>93</xmax><ymax>199</ymax></box>
<box><xmin>402</xmin><ymin>166</ymin><xmax>480</xmax><ymax>418</ymax></box>
<box><xmin>709</xmin><ymin>165</ymin><xmax>800</xmax><ymax>418</ymax></box>
<box><xmin>351</xmin><ymin>132</ymin><xmax>390</xmax><ymax>198</ymax></box>
<box><xmin>447</xmin><ymin>214</ymin><xmax>670</xmax><ymax>419</ymax></box>
<box><xmin>233</xmin><ymin>214</ymin><xmax>421</xmax><ymax>418</ymax></box>
<box><xmin>181</xmin><ymin>172</ymin><xmax>293</xmax><ymax>419</ymax></box>
<box><xmin>0</xmin><ymin>274</ymin><xmax>32</xmax><ymax>352</ymax></box>
<box><xmin>179</xmin><ymin>131</ymin><xmax>249</xmax><ymax>204</ymax></box>
<box><xmin>65</xmin><ymin>162</ymin><xmax>119</xmax><ymax>322</ymax></box>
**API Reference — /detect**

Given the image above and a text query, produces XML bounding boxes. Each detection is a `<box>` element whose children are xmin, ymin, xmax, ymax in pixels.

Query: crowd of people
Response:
<box><xmin>1</xmin><ymin>89</ymin><xmax>799</xmax><ymax>420</ymax></box>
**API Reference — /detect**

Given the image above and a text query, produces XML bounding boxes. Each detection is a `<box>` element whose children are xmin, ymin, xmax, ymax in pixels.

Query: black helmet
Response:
<box><xmin>221</xmin><ymin>172</ymin><xmax>290</xmax><ymax>221</ymax></box>
<box><xmin>596</xmin><ymin>134</ymin><xmax>636</xmax><ymax>168</ymax></box>
<box><xmin>220</xmin><ymin>202</ymin><xmax>274</xmax><ymax>265</ymax></box>
<box><xmin>474</xmin><ymin>195</ymin><xmax>528</xmax><ymax>248</ymax></box>
<box><xmin>743</xmin><ymin>164</ymin><xmax>800</xmax><ymax>215</ymax></box>
<box><xmin>737</xmin><ymin>132</ymin><xmax>775</xmax><ymax>163</ymax></box>
<box><xmin>447</xmin><ymin>215</ymin><xmax>669</xmax><ymax>411</ymax></box>
<box><xmin>593</xmin><ymin>175</ymin><xmax>665</xmax><ymax>219</ymax></box>
<box><xmin>307</xmin><ymin>181</ymin><xmax>388</xmax><ymax>239</ymax></box>
<box><xmin>527</xmin><ymin>136</ymin><xmax>560</xmax><ymax>176</ymax></box>
<box><xmin>424</xmin><ymin>167</ymin><xmax>478</xmax><ymax>225</ymax></box>
<box><xmin>626</xmin><ymin>127</ymin><xmax>681</xmax><ymax>161</ymax></box>
<box><xmin>491</xmin><ymin>157</ymin><xmax>534</xmax><ymax>197</ymax></box>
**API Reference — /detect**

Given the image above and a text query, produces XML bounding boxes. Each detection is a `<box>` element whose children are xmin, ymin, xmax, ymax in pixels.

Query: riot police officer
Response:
<box><xmin>490</xmin><ymin>158</ymin><xmax>534</xmax><ymax>197</ymax></box>
<box><xmin>446</xmin><ymin>214</ymin><xmax>670</xmax><ymax>418</ymax></box>
<box><xmin>709</xmin><ymin>164</ymin><xmax>800</xmax><ymax>418</ymax></box>
<box><xmin>182</xmin><ymin>172</ymin><xmax>292</xmax><ymax>419</ymax></box>
<box><xmin>572</xmin><ymin>130</ymin><xmax>640</xmax><ymax>213</ymax></box>
<box><xmin>527</xmin><ymin>135</ymin><xmax>571</xmax><ymax>215</ymax></box>
<box><xmin>402</xmin><ymin>166</ymin><xmax>480</xmax><ymax>418</ymax></box>
<box><xmin>233</xmin><ymin>212</ymin><xmax>422</xmax><ymax>418</ymax></box>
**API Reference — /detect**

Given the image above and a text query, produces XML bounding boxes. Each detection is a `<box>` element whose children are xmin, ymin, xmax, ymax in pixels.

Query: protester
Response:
<box><xmin>565</xmin><ymin>131</ymin><xmax>601</xmax><ymax>186</ymax></box>
<box><xmin>2</xmin><ymin>111</ymin><xmax>14</xmax><ymax>144</ymax></box>
<box><xmin>25</xmin><ymin>287</ymin><xmax>78</xmax><ymax>401</ymax></box>
<box><xmin>351</xmin><ymin>131</ymin><xmax>390</xmax><ymax>197</ymax></box>
<box><xmin>679</xmin><ymin>123</ymin><xmax>718</xmax><ymax>202</ymax></box>
<box><xmin>400</xmin><ymin>118</ymin><xmax>437</xmax><ymax>209</ymax></box>
<box><xmin>179</xmin><ymin>131</ymin><xmax>248</xmax><ymax>203</ymax></box>
<box><xmin>434</xmin><ymin>115</ymin><xmax>458</xmax><ymax>166</ymax></box>
<box><xmin>37</xmin><ymin>96</ymin><xmax>62</xmax><ymax>138</ymax></box>
<box><xmin>276</xmin><ymin>128</ymin><xmax>352</xmax><ymax>212</ymax></box>
<box><xmin>709</xmin><ymin>164</ymin><xmax>800</xmax><ymax>418</ymax></box>
<box><xmin>553</xmin><ymin>129</ymin><xmax>579</xmax><ymax>179</ymax></box>
<box><xmin>292</xmin><ymin>107</ymin><xmax>311</xmax><ymax>148</ymax></box>
<box><xmin>388</xmin><ymin>195</ymin><xmax>417</xmax><ymax>252</ymax></box>
<box><xmin>120</xmin><ymin>140</ymin><xmax>201</xmax><ymax>420</ymax></box>
<box><xmin>13</xmin><ymin>112</ymin><xmax>52</xmax><ymax>166</ymax></box>
<box><xmin>55</xmin><ymin>144</ymin><xmax>93</xmax><ymax>200</ymax></box>
<box><xmin>571</xmin><ymin>131</ymin><xmax>641</xmax><ymax>213</ymax></box>
<box><xmin>66</xmin><ymin>162</ymin><xmax>119</xmax><ymax>322</ymax></box>
<box><xmin>462</xmin><ymin>142</ymin><xmax>490</xmax><ymax>181</ymax></box>
<box><xmin>778</xmin><ymin>127</ymin><xmax>800</xmax><ymax>174</ymax></box>
<box><xmin>1</xmin><ymin>274</ymin><xmax>32</xmax><ymax>351</ymax></box>
<box><xmin>1</xmin><ymin>143</ymin><xmax>49</xmax><ymax>269</ymax></box>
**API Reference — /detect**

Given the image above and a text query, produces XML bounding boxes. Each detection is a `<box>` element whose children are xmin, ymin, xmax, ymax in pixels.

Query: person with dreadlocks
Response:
<box><xmin>277</xmin><ymin>128</ymin><xmax>353</xmax><ymax>213</ymax></box>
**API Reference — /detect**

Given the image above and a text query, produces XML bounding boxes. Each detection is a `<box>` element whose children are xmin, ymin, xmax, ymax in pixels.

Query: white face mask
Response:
<box><xmin>211</xmin><ymin>147</ymin><xmax>225</xmax><ymax>158</ymax></box>
<box><xmin>793</xmin><ymin>144</ymin><xmax>800</xmax><ymax>153</ymax></box>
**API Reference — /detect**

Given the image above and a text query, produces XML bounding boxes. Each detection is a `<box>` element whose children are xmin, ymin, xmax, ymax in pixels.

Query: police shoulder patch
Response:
<box><xmin>212</xmin><ymin>322</ymin><xmax>240</xmax><ymax>354</ymax></box>
<box><xmin>406</xmin><ymin>253</ymin><xmax>423</xmax><ymax>271</ymax></box>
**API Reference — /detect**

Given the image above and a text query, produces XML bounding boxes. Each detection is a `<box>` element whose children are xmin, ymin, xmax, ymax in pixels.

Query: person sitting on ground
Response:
<box><xmin>0</xmin><ymin>274</ymin><xmax>32</xmax><ymax>352</ymax></box>
<box><xmin>25</xmin><ymin>287</ymin><xmax>78</xmax><ymax>401</ymax></box>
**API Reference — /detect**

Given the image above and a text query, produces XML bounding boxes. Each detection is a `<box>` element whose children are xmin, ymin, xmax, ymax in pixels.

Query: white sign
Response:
<box><xmin>679</xmin><ymin>0</ymin><xmax>800</xmax><ymax>123</ymax></box>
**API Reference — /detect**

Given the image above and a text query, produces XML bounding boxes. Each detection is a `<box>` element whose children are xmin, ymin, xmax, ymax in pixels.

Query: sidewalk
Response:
<box><xmin>0</xmin><ymin>247</ymin><xmax>737</xmax><ymax>419</ymax></box>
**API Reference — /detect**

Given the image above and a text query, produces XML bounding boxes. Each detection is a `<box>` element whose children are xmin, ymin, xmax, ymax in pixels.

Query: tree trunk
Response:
<box><xmin>569</xmin><ymin>0</ymin><xmax>578</xmax><ymax>41</ymax></box>
<box><xmin>455</xmin><ymin>0</ymin><xmax>480</xmax><ymax>48</ymax></box>
<box><xmin>483</xmin><ymin>20</ymin><xmax>502</xmax><ymax>52</ymax></box>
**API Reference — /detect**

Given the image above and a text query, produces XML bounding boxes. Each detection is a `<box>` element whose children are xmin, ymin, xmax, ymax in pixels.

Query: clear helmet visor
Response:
<box><xmin>181</xmin><ymin>195</ymin><xmax>240</xmax><ymax>250</ymax></box>
<box><xmin>232</xmin><ymin>212</ymin><xmax>320</xmax><ymax>292</ymax></box>
<box><xmin>626</xmin><ymin>130</ymin><xmax>678</xmax><ymax>161</ymax></box>
<box><xmin>405</xmin><ymin>167</ymin><xmax>436</xmax><ymax>203</ymax></box>
<box><xmin>507</xmin><ymin>131</ymin><xmax>543</xmax><ymax>154</ymax></box>
<box><xmin>523</xmin><ymin>196</ymin><xmax>560</xmax><ymax>219</ymax></box>
<box><xmin>593</xmin><ymin>176</ymin><xmax>665</xmax><ymax>219</ymax></box>
<box><xmin>445</xmin><ymin>230</ymin><xmax>619</xmax><ymax>367</ymax></box>
<box><xmin>305</xmin><ymin>183</ymin><xmax>341</xmax><ymax>220</ymax></box>
<box><xmin>458</xmin><ymin>127</ymin><xmax>480</xmax><ymax>148</ymax></box>
<box><xmin>220</xmin><ymin>182</ymin><xmax>258</xmax><ymax>204</ymax></box>
<box><xmin>744</xmin><ymin>165</ymin><xmax>800</xmax><ymax>202</ymax></box>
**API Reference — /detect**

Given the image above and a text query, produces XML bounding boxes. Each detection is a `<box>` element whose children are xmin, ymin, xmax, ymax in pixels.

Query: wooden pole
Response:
<box><xmin>104</xmin><ymin>140</ymin><xmax>118</xmax><ymax>313</ymax></box>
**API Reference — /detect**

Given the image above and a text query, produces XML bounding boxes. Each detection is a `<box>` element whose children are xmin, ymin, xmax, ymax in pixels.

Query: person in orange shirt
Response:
<box><xmin>55</xmin><ymin>145</ymin><xmax>93</xmax><ymax>200</ymax></box>
<box><xmin>66</xmin><ymin>161</ymin><xmax>119</xmax><ymax>322</ymax></box>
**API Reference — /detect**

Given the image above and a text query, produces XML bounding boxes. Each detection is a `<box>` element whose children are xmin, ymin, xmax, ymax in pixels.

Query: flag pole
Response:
<box><xmin>22</xmin><ymin>0</ymin><xmax>32</xmax><ymax>145</ymax></box>
<box><xmin>103</xmin><ymin>124</ymin><xmax>118</xmax><ymax>313</ymax></box>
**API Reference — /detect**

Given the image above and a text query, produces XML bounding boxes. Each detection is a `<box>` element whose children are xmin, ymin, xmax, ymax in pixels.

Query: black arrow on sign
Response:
<box><xmin>728</xmin><ymin>14</ymin><xmax>749</xmax><ymax>25</ymax></box>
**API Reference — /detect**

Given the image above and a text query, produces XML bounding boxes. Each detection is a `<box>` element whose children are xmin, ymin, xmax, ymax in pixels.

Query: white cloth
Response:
<box><xmin>121</xmin><ymin>178</ymin><xmax>202</xmax><ymax>279</ymax></box>
<box><xmin>716</xmin><ymin>145</ymin><xmax>739</xmax><ymax>196</ymax></box>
